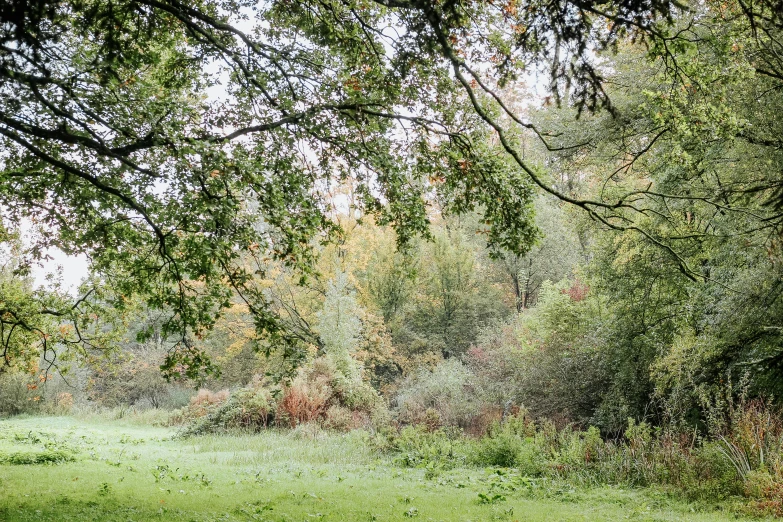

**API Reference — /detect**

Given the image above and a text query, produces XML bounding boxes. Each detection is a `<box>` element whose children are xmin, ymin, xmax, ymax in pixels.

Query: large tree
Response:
<box><xmin>3</xmin><ymin>0</ymin><xmax>777</xmax><ymax>375</ymax></box>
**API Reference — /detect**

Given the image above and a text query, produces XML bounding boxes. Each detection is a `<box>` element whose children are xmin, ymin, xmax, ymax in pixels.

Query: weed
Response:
<box><xmin>0</xmin><ymin>449</ymin><xmax>74</xmax><ymax>464</ymax></box>
<box><xmin>477</xmin><ymin>492</ymin><xmax>506</xmax><ymax>504</ymax></box>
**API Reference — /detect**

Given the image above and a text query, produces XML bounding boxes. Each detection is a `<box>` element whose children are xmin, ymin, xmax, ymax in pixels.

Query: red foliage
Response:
<box><xmin>466</xmin><ymin>346</ymin><xmax>487</xmax><ymax>363</ymax></box>
<box><xmin>276</xmin><ymin>379</ymin><xmax>330</xmax><ymax>427</ymax></box>
<box><xmin>188</xmin><ymin>388</ymin><xmax>229</xmax><ymax>417</ymax></box>
<box><xmin>563</xmin><ymin>279</ymin><xmax>590</xmax><ymax>302</ymax></box>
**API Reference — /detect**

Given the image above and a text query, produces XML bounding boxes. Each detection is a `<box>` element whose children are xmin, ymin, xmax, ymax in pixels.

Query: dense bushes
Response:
<box><xmin>463</xmin><ymin>280</ymin><xmax>612</xmax><ymax>430</ymax></box>
<box><xmin>373</xmin><ymin>425</ymin><xmax>468</xmax><ymax>469</ymax></box>
<box><xmin>87</xmin><ymin>348</ymin><xmax>193</xmax><ymax>410</ymax></box>
<box><xmin>179</xmin><ymin>356</ymin><xmax>385</xmax><ymax>435</ymax></box>
<box><xmin>0</xmin><ymin>371</ymin><xmax>43</xmax><ymax>416</ymax></box>
<box><xmin>395</xmin><ymin>359</ymin><xmax>483</xmax><ymax>430</ymax></box>
<box><xmin>178</xmin><ymin>382</ymin><xmax>274</xmax><ymax>435</ymax></box>
<box><xmin>378</xmin><ymin>408</ymin><xmax>757</xmax><ymax>504</ymax></box>
<box><xmin>392</xmin><ymin>282</ymin><xmax>611</xmax><ymax>435</ymax></box>
<box><xmin>373</xmin><ymin>399</ymin><xmax>783</xmax><ymax>514</ymax></box>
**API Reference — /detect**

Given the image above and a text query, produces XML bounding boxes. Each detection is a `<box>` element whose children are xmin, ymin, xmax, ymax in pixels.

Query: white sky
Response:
<box><xmin>31</xmin><ymin>248</ymin><xmax>89</xmax><ymax>294</ymax></box>
<box><xmin>17</xmin><ymin>219</ymin><xmax>89</xmax><ymax>293</ymax></box>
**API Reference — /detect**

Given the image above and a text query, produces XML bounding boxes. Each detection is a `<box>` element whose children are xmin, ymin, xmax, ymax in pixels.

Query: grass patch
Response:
<box><xmin>0</xmin><ymin>416</ymin><xmax>772</xmax><ymax>521</ymax></box>
<box><xmin>0</xmin><ymin>449</ymin><xmax>75</xmax><ymax>465</ymax></box>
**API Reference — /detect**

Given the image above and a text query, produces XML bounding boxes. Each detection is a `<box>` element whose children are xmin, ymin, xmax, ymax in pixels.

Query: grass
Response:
<box><xmin>0</xmin><ymin>416</ymin><xmax>772</xmax><ymax>521</ymax></box>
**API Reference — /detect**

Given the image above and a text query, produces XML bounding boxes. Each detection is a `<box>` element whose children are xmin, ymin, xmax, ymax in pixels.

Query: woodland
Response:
<box><xmin>2</xmin><ymin>0</ymin><xmax>783</xmax><ymax>519</ymax></box>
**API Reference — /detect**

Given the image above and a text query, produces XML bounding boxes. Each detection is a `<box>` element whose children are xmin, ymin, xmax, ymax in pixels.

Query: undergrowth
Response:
<box><xmin>374</xmin><ymin>400</ymin><xmax>783</xmax><ymax>517</ymax></box>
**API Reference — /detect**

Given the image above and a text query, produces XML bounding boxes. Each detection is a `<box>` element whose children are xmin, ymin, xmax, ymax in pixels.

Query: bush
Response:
<box><xmin>186</xmin><ymin>389</ymin><xmax>230</xmax><ymax>418</ymax></box>
<box><xmin>324</xmin><ymin>405</ymin><xmax>355</xmax><ymax>431</ymax></box>
<box><xmin>179</xmin><ymin>384</ymin><xmax>274</xmax><ymax>436</ymax></box>
<box><xmin>464</xmin><ymin>281</ymin><xmax>611</xmax><ymax>430</ymax></box>
<box><xmin>707</xmin><ymin>398</ymin><xmax>783</xmax><ymax>507</ymax></box>
<box><xmin>470</xmin><ymin>412</ymin><xmax>539</xmax><ymax>470</ymax></box>
<box><xmin>395</xmin><ymin>359</ymin><xmax>481</xmax><ymax>429</ymax></box>
<box><xmin>379</xmin><ymin>425</ymin><xmax>467</xmax><ymax>469</ymax></box>
<box><xmin>87</xmin><ymin>349</ymin><xmax>191</xmax><ymax>409</ymax></box>
<box><xmin>471</xmin><ymin>432</ymin><xmax>526</xmax><ymax>468</ymax></box>
<box><xmin>276</xmin><ymin>357</ymin><xmax>384</xmax><ymax>429</ymax></box>
<box><xmin>746</xmin><ymin>471</ymin><xmax>783</xmax><ymax>517</ymax></box>
<box><xmin>378</xmin><ymin>406</ymin><xmax>783</xmax><ymax>506</ymax></box>
<box><xmin>179</xmin><ymin>357</ymin><xmax>389</xmax><ymax>435</ymax></box>
<box><xmin>277</xmin><ymin>373</ymin><xmax>332</xmax><ymax>428</ymax></box>
<box><xmin>51</xmin><ymin>392</ymin><xmax>74</xmax><ymax>414</ymax></box>
<box><xmin>0</xmin><ymin>371</ymin><xmax>43</xmax><ymax>416</ymax></box>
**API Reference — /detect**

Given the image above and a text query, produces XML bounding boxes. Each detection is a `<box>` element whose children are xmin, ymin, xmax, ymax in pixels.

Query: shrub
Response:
<box><xmin>172</xmin><ymin>388</ymin><xmax>230</xmax><ymax>425</ymax></box>
<box><xmin>375</xmin><ymin>399</ymin><xmax>783</xmax><ymax>511</ymax></box>
<box><xmin>716</xmin><ymin>399</ymin><xmax>783</xmax><ymax>480</ymax></box>
<box><xmin>0</xmin><ymin>371</ymin><xmax>43</xmax><ymax>416</ymax></box>
<box><xmin>276</xmin><ymin>356</ymin><xmax>384</xmax><ymax>429</ymax></box>
<box><xmin>179</xmin><ymin>384</ymin><xmax>274</xmax><ymax>436</ymax></box>
<box><xmin>179</xmin><ymin>357</ymin><xmax>388</xmax><ymax>435</ymax></box>
<box><xmin>707</xmin><ymin>398</ymin><xmax>783</xmax><ymax>506</ymax></box>
<box><xmin>464</xmin><ymin>281</ymin><xmax>611</xmax><ymax>430</ymax></box>
<box><xmin>471</xmin><ymin>431</ymin><xmax>525</xmax><ymax>468</ymax></box>
<box><xmin>381</xmin><ymin>425</ymin><xmax>467</xmax><ymax>469</ymax></box>
<box><xmin>190</xmin><ymin>389</ymin><xmax>231</xmax><ymax>415</ymax></box>
<box><xmin>470</xmin><ymin>412</ymin><xmax>542</xmax><ymax>471</ymax></box>
<box><xmin>53</xmin><ymin>392</ymin><xmax>74</xmax><ymax>414</ymax></box>
<box><xmin>324</xmin><ymin>405</ymin><xmax>355</xmax><ymax>431</ymax></box>
<box><xmin>395</xmin><ymin>359</ymin><xmax>481</xmax><ymax>429</ymax></box>
<box><xmin>746</xmin><ymin>473</ymin><xmax>783</xmax><ymax>517</ymax></box>
<box><xmin>87</xmin><ymin>349</ymin><xmax>192</xmax><ymax>409</ymax></box>
<box><xmin>464</xmin><ymin>405</ymin><xmax>503</xmax><ymax>438</ymax></box>
<box><xmin>277</xmin><ymin>373</ymin><xmax>332</xmax><ymax>428</ymax></box>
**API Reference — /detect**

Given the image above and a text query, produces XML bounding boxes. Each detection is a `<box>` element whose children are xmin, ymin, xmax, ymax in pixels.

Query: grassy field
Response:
<box><xmin>0</xmin><ymin>416</ymin><xmax>769</xmax><ymax>521</ymax></box>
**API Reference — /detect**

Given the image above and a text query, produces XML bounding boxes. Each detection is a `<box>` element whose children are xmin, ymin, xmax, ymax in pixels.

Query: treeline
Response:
<box><xmin>4</xmin><ymin>188</ymin><xmax>781</xmax><ymax>440</ymax></box>
<box><xmin>1</xmin><ymin>0</ymin><xmax>782</xmax><ymax>450</ymax></box>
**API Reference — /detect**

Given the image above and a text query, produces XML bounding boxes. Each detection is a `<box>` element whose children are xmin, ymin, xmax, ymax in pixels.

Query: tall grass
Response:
<box><xmin>379</xmin><ymin>400</ymin><xmax>783</xmax><ymax>513</ymax></box>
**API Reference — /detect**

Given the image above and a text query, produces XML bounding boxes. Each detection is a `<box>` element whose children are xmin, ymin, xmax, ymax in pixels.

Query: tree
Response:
<box><xmin>529</xmin><ymin>2</ymin><xmax>783</xmax><ymax>426</ymax></box>
<box><xmin>411</xmin><ymin>230</ymin><xmax>510</xmax><ymax>358</ymax></box>
<box><xmin>4</xmin><ymin>0</ymin><xmax>779</xmax><ymax>375</ymax></box>
<box><xmin>0</xmin><ymin>0</ymin><xmax>543</xmax><ymax>373</ymax></box>
<box><xmin>317</xmin><ymin>270</ymin><xmax>363</xmax><ymax>379</ymax></box>
<box><xmin>498</xmin><ymin>196</ymin><xmax>583</xmax><ymax>311</ymax></box>
<box><xmin>0</xmin><ymin>226</ymin><xmax>121</xmax><ymax>377</ymax></box>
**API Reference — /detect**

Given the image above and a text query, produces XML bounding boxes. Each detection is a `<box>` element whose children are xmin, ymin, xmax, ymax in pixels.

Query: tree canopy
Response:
<box><xmin>1</xmin><ymin>0</ymin><xmax>782</xmax><ymax>377</ymax></box>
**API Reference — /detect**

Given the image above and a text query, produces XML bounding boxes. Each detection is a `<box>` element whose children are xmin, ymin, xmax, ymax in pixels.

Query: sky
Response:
<box><xmin>31</xmin><ymin>248</ymin><xmax>89</xmax><ymax>294</ymax></box>
<box><xmin>17</xmin><ymin>219</ymin><xmax>90</xmax><ymax>294</ymax></box>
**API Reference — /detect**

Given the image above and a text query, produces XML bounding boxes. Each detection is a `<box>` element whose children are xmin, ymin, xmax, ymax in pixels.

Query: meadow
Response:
<box><xmin>0</xmin><ymin>415</ymin><xmax>771</xmax><ymax>522</ymax></box>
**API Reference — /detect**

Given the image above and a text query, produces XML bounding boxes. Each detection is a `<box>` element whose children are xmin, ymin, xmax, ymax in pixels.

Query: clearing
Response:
<box><xmin>0</xmin><ymin>416</ymin><xmax>767</xmax><ymax>521</ymax></box>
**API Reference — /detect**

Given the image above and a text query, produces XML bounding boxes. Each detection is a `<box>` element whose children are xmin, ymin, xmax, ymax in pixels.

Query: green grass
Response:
<box><xmin>0</xmin><ymin>416</ymin><xmax>770</xmax><ymax>521</ymax></box>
